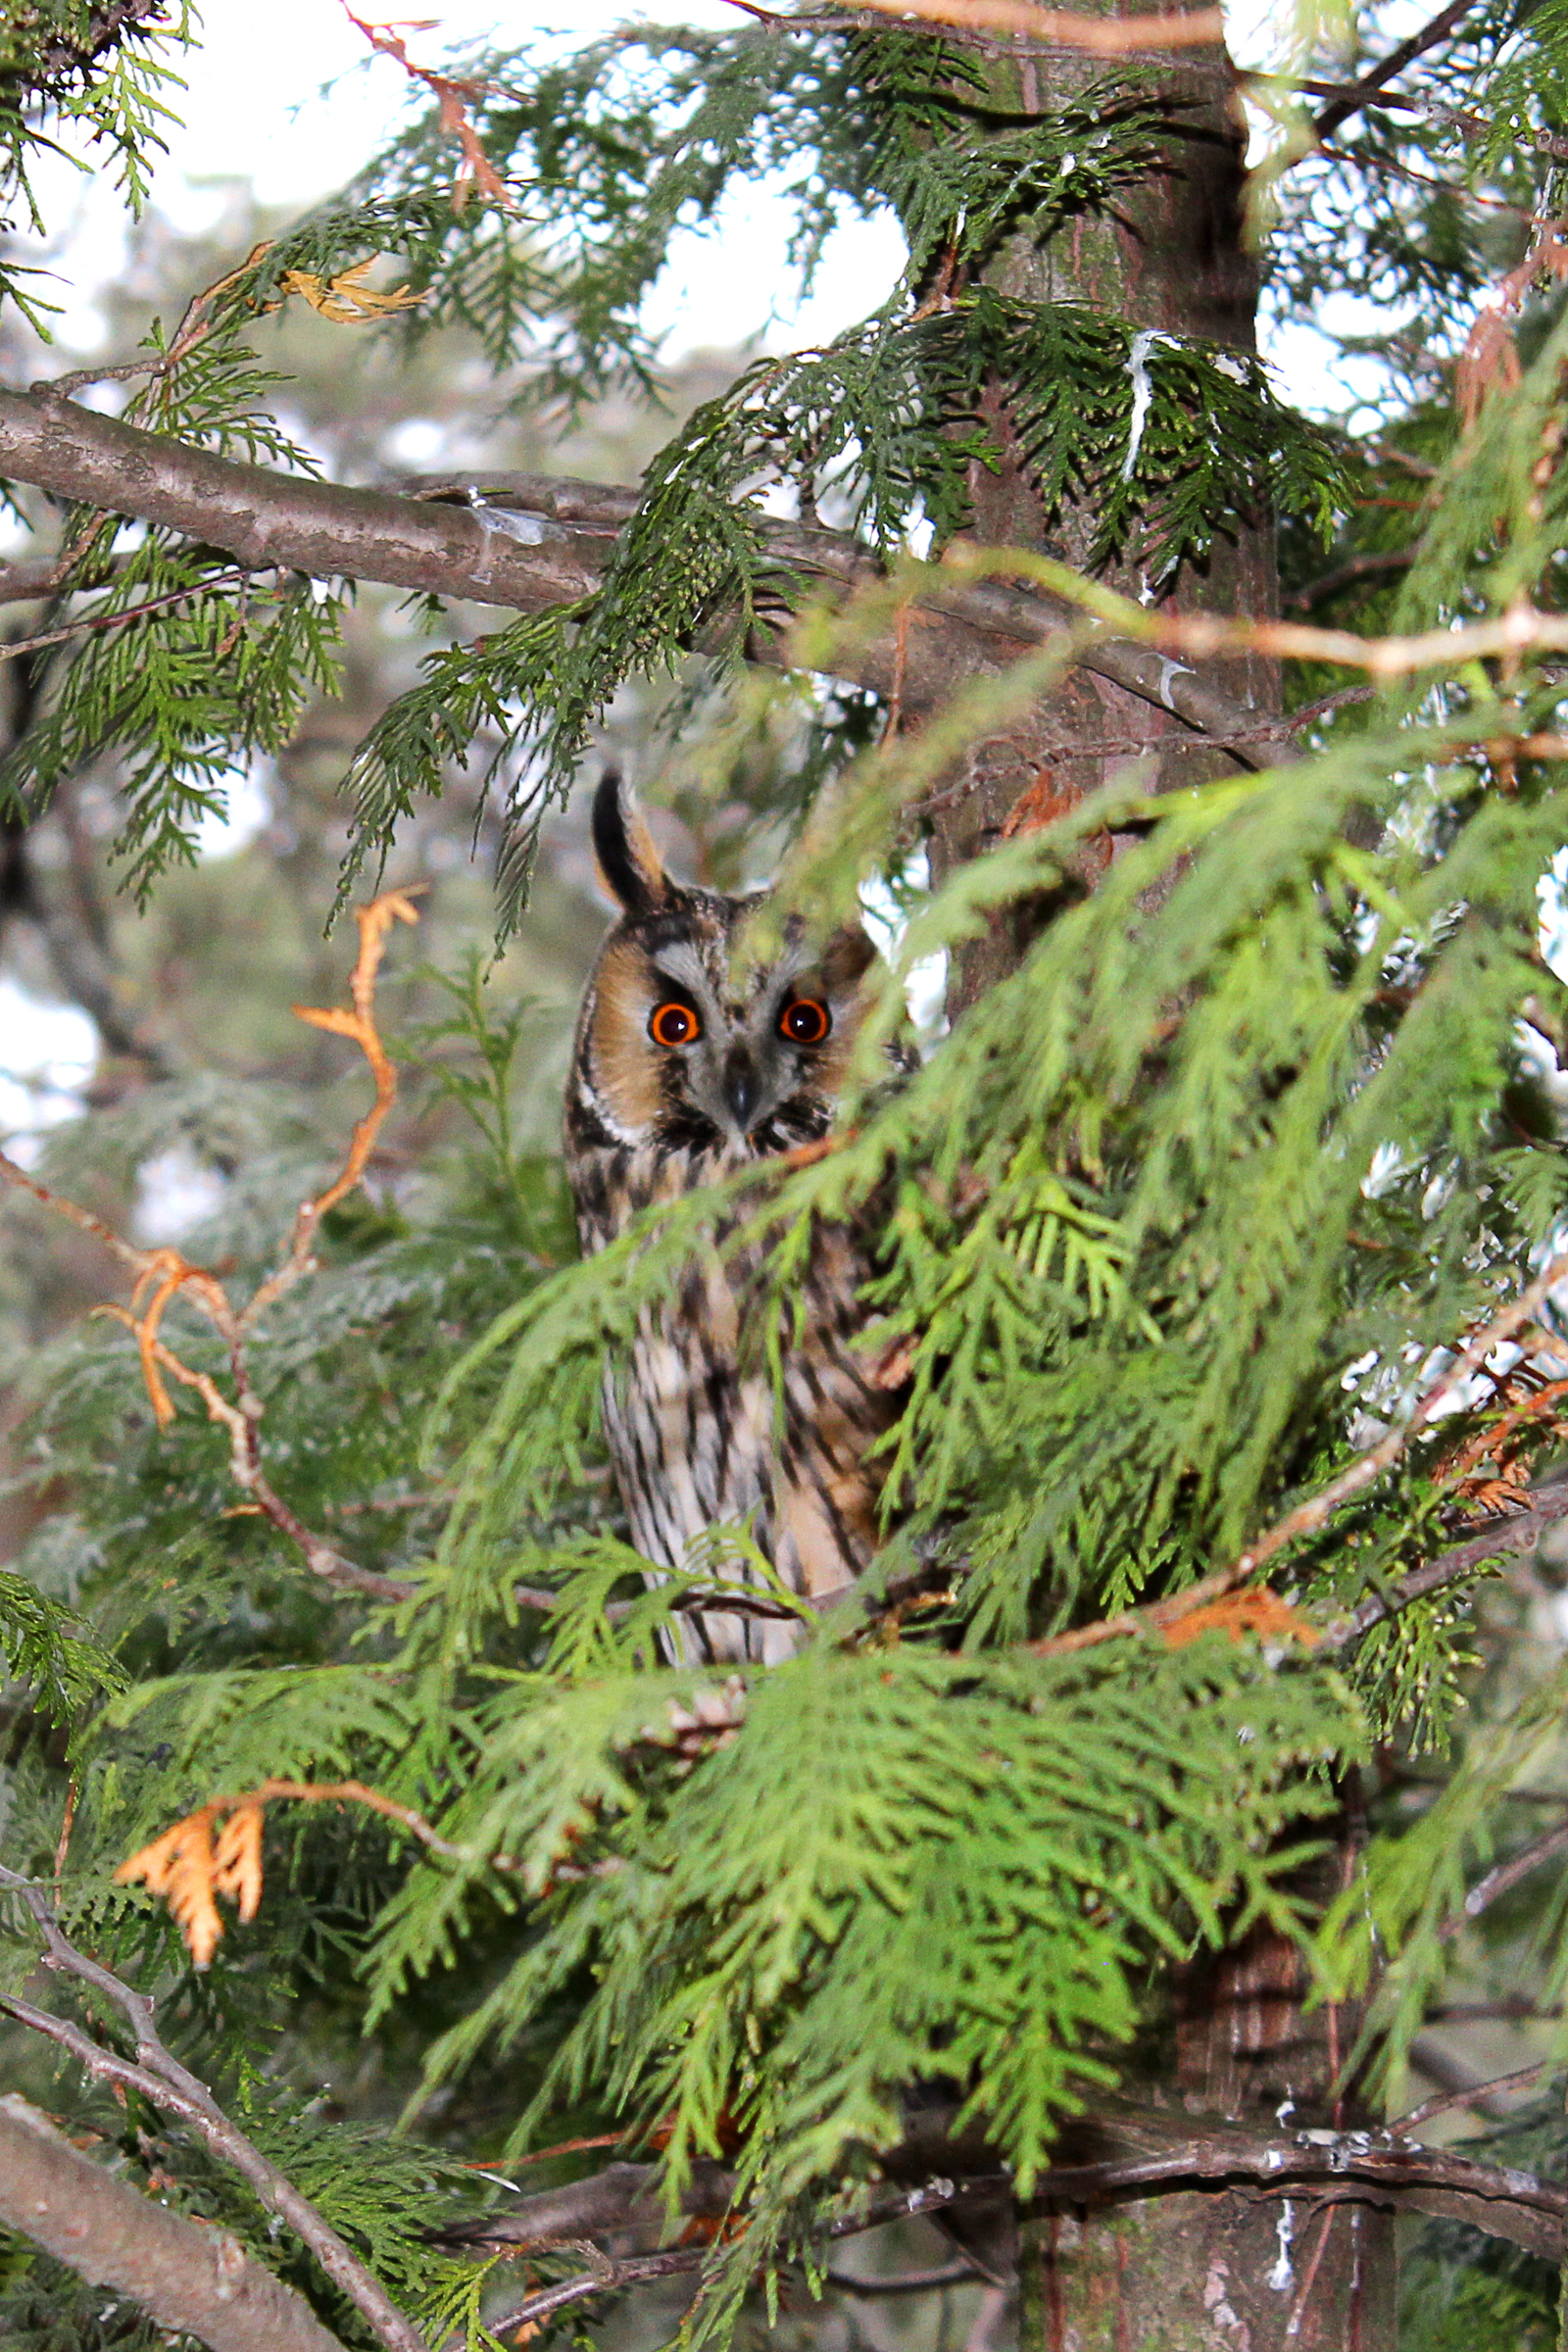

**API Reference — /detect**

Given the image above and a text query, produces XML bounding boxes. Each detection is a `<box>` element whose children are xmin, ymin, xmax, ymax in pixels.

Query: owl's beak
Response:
<box><xmin>721</xmin><ymin>1047</ymin><xmax>760</xmax><ymax>1133</ymax></box>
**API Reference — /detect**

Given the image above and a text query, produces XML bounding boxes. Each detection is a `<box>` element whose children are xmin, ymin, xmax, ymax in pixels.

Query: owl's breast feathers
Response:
<box><xmin>561</xmin><ymin>773</ymin><xmax>906</xmax><ymax>1664</ymax></box>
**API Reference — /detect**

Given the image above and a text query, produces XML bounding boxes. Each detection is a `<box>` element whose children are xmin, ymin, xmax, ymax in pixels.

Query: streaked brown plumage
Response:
<box><xmin>564</xmin><ymin>772</ymin><xmax>902</xmax><ymax>1663</ymax></box>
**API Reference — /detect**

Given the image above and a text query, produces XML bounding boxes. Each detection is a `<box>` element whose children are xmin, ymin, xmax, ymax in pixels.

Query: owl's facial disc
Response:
<box><xmin>576</xmin><ymin>777</ymin><xmax>879</xmax><ymax>1157</ymax></box>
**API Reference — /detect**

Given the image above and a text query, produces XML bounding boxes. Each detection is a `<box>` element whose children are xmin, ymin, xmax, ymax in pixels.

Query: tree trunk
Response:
<box><xmin>920</xmin><ymin>21</ymin><xmax>1397</xmax><ymax>2344</ymax></box>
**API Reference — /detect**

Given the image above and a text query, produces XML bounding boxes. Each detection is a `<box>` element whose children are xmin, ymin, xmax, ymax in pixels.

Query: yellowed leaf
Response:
<box><xmin>277</xmin><ymin>260</ymin><xmax>420</xmax><ymax>322</ymax></box>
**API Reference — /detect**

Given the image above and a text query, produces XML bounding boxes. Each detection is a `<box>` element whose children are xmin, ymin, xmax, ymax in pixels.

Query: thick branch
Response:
<box><xmin>0</xmin><ymin>388</ymin><xmax>1273</xmax><ymax>754</ymax></box>
<box><xmin>0</xmin><ymin>2095</ymin><xmax>346</xmax><ymax>2352</ymax></box>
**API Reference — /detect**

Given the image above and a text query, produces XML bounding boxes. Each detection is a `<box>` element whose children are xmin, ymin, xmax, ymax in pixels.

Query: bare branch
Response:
<box><xmin>0</xmin><ymin>2095</ymin><xmax>346</xmax><ymax>2352</ymax></box>
<box><xmin>457</xmin><ymin>2115</ymin><xmax>1568</xmax><ymax>2337</ymax></box>
<box><xmin>1312</xmin><ymin>0</ymin><xmax>1480</xmax><ymax>138</ymax></box>
<box><xmin>1442</xmin><ymin>1820</ymin><xmax>1568</xmax><ymax>1938</ymax></box>
<box><xmin>1394</xmin><ymin>2058</ymin><xmax>1556</xmax><ymax>2132</ymax></box>
<box><xmin>0</xmin><ymin>388</ymin><xmax>1276</xmax><ymax>756</ymax></box>
<box><xmin>0</xmin><ymin>1864</ymin><xmax>428</xmax><ymax>2352</ymax></box>
<box><xmin>838</xmin><ymin>0</ymin><xmax>1226</xmax><ymax>56</ymax></box>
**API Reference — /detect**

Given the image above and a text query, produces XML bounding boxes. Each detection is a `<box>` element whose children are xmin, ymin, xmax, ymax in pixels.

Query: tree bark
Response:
<box><xmin>0</xmin><ymin>2095</ymin><xmax>348</xmax><ymax>2352</ymax></box>
<box><xmin>907</xmin><ymin>19</ymin><xmax>1397</xmax><ymax>2345</ymax></box>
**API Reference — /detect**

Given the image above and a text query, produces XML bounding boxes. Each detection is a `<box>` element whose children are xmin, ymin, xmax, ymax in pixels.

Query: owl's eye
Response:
<box><xmin>779</xmin><ymin>998</ymin><xmax>831</xmax><ymax>1046</ymax></box>
<box><xmin>649</xmin><ymin>1001</ymin><xmax>701</xmax><ymax>1048</ymax></box>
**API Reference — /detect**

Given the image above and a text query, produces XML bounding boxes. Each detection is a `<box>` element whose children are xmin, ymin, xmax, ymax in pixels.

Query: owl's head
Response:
<box><xmin>569</xmin><ymin>772</ymin><xmax>876</xmax><ymax>1162</ymax></box>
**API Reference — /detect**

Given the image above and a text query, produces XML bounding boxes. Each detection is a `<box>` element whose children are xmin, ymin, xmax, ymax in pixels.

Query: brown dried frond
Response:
<box><xmin>1440</xmin><ymin>1376</ymin><xmax>1568</xmax><ymax>1498</ymax></box>
<box><xmin>118</xmin><ymin>1779</ymin><xmax>465</xmax><ymax>1968</ymax></box>
<box><xmin>117</xmin><ymin>1806</ymin><xmax>227</xmax><ymax>1971</ymax></box>
<box><xmin>275</xmin><ymin>260</ymin><xmax>421</xmax><ymax>321</ymax></box>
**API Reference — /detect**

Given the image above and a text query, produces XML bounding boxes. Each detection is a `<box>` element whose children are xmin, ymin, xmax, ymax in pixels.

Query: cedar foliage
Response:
<box><xmin>3</xmin><ymin>1</ymin><xmax>1568</xmax><ymax>2346</ymax></box>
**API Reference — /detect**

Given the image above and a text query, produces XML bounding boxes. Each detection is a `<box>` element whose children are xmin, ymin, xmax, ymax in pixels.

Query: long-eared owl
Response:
<box><xmin>564</xmin><ymin>772</ymin><xmax>900</xmax><ymax>1665</ymax></box>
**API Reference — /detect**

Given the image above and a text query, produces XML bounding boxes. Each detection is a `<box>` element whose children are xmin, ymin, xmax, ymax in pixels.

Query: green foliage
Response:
<box><xmin>13</xmin><ymin>0</ymin><xmax>1568</xmax><ymax>2343</ymax></box>
<box><xmin>0</xmin><ymin>2</ymin><xmax>193</xmax><ymax>330</ymax></box>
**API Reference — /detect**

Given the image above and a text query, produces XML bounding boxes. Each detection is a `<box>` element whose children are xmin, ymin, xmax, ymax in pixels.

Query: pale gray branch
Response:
<box><xmin>0</xmin><ymin>2095</ymin><xmax>346</xmax><ymax>2352</ymax></box>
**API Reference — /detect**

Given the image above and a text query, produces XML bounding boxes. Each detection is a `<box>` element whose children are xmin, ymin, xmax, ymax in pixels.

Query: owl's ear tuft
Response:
<box><xmin>818</xmin><ymin>922</ymin><xmax>877</xmax><ymax>997</ymax></box>
<box><xmin>592</xmin><ymin>770</ymin><xmax>668</xmax><ymax>918</ymax></box>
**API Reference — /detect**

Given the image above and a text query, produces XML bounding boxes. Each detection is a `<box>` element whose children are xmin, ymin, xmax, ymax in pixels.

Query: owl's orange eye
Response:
<box><xmin>650</xmin><ymin>1001</ymin><xmax>701</xmax><ymax>1048</ymax></box>
<box><xmin>779</xmin><ymin>998</ymin><xmax>831</xmax><ymax>1046</ymax></box>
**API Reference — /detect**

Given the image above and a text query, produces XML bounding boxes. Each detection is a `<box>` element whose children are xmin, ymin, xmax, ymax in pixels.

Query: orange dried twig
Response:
<box><xmin>244</xmin><ymin>888</ymin><xmax>420</xmax><ymax>1330</ymax></box>
<box><xmin>339</xmin><ymin>3</ymin><xmax>514</xmax><ymax>213</ymax></box>
<box><xmin>118</xmin><ymin>1778</ymin><xmax>466</xmax><ymax>1969</ymax></box>
<box><xmin>0</xmin><ymin>890</ymin><xmax>419</xmax><ymax>1599</ymax></box>
<box><xmin>1440</xmin><ymin>1376</ymin><xmax>1568</xmax><ymax>1488</ymax></box>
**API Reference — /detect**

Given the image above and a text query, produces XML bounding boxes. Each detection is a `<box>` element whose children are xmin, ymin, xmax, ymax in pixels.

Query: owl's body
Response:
<box><xmin>564</xmin><ymin>775</ymin><xmax>897</xmax><ymax>1664</ymax></box>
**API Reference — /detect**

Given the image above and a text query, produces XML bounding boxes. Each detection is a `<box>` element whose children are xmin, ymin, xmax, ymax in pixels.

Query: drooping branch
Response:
<box><xmin>0</xmin><ymin>1865</ymin><xmax>426</xmax><ymax>2352</ymax></box>
<box><xmin>1312</xmin><ymin>0</ymin><xmax>1480</xmax><ymax>138</ymax></box>
<box><xmin>0</xmin><ymin>2095</ymin><xmax>347</xmax><ymax>2352</ymax></box>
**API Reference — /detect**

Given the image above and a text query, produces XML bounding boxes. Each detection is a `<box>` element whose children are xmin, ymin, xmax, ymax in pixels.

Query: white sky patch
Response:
<box><xmin>10</xmin><ymin>0</ymin><xmax>906</xmax><ymax>372</ymax></box>
<box><xmin>132</xmin><ymin>1144</ymin><xmax>226</xmax><ymax>1245</ymax></box>
<box><xmin>0</xmin><ymin>978</ymin><xmax>98</xmax><ymax>1157</ymax></box>
<box><xmin>193</xmin><ymin>762</ymin><xmax>272</xmax><ymax>861</ymax></box>
<box><xmin>1540</xmin><ymin>851</ymin><xmax>1568</xmax><ymax>981</ymax></box>
<box><xmin>860</xmin><ymin>859</ymin><xmax>949</xmax><ymax>1041</ymax></box>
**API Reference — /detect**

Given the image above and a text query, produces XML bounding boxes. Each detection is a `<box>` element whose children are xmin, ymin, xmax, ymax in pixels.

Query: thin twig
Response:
<box><xmin>827</xmin><ymin>2264</ymin><xmax>980</xmax><ymax>2294</ymax></box>
<box><xmin>1286</xmin><ymin>550</ymin><xmax>1417</xmax><ymax>613</ymax></box>
<box><xmin>1393</xmin><ymin>2059</ymin><xmax>1556</xmax><ymax>2132</ymax></box>
<box><xmin>1313</xmin><ymin>0</ymin><xmax>1480</xmax><ymax>137</ymax></box>
<box><xmin>242</xmin><ymin>892</ymin><xmax>421</xmax><ymax>1331</ymax></box>
<box><xmin>104</xmin><ymin>1324</ymin><xmax>413</xmax><ymax>1601</ymax></box>
<box><xmin>0</xmin><ymin>567</ymin><xmax>252</xmax><ymax>666</ymax></box>
<box><xmin>1322</xmin><ymin>1469</ymin><xmax>1568</xmax><ymax>1649</ymax></box>
<box><xmin>1442</xmin><ymin>1820</ymin><xmax>1568</xmax><ymax>1939</ymax></box>
<box><xmin>0</xmin><ymin>1863</ymin><xmax>428</xmax><ymax>2352</ymax></box>
<box><xmin>477</xmin><ymin>2175</ymin><xmax>1015</xmax><ymax>2339</ymax></box>
<box><xmin>0</xmin><ymin>893</ymin><xmax>421</xmax><ymax>1604</ymax></box>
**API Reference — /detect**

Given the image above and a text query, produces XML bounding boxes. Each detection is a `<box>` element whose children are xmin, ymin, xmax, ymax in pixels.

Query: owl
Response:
<box><xmin>564</xmin><ymin>772</ymin><xmax>902</xmax><ymax>1665</ymax></box>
